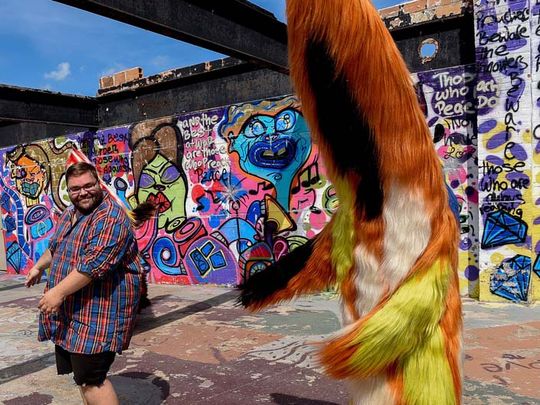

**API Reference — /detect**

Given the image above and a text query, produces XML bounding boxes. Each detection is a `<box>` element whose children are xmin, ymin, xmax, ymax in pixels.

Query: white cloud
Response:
<box><xmin>44</xmin><ymin>62</ymin><xmax>71</xmax><ymax>81</ymax></box>
<box><xmin>151</xmin><ymin>55</ymin><xmax>169</xmax><ymax>68</ymax></box>
<box><xmin>101</xmin><ymin>63</ymin><xmax>127</xmax><ymax>77</ymax></box>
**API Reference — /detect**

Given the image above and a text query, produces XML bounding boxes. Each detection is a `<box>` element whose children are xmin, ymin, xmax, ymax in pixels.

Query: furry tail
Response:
<box><xmin>130</xmin><ymin>201</ymin><xmax>157</xmax><ymax>227</ymax></box>
<box><xmin>319</xmin><ymin>259</ymin><xmax>461</xmax><ymax>404</ymax></box>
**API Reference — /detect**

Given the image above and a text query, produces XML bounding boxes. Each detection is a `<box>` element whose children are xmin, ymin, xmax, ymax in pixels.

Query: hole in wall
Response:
<box><xmin>419</xmin><ymin>38</ymin><xmax>439</xmax><ymax>64</ymax></box>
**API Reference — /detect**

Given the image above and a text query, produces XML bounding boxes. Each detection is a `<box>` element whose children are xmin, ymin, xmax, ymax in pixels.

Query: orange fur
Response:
<box><xmin>318</xmin><ymin>305</ymin><xmax>382</xmax><ymax>378</ymax></box>
<box><xmin>357</xmin><ymin>216</ymin><xmax>385</xmax><ymax>263</ymax></box>
<box><xmin>441</xmin><ymin>270</ymin><xmax>463</xmax><ymax>400</ymax></box>
<box><xmin>248</xmin><ymin>1</ymin><xmax>464</xmax><ymax>402</ymax></box>
<box><xmin>341</xmin><ymin>269</ymin><xmax>360</xmax><ymax>320</ymax></box>
<box><xmin>387</xmin><ymin>364</ymin><xmax>405</xmax><ymax>405</ymax></box>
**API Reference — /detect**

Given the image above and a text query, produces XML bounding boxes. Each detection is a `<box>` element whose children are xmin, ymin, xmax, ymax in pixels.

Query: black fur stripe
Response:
<box><xmin>305</xmin><ymin>39</ymin><xmax>383</xmax><ymax>219</ymax></box>
<box><xmin>237</xmin><ymin>238</ymin><xmax>315</xmax><ymax>308</ymax></box>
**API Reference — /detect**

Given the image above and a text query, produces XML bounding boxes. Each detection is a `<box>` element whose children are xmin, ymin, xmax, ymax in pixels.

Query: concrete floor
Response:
<box><xmin>0</xmin><ymin>272</ymin><xmax>539</xmax><ymax>405</ymax></box>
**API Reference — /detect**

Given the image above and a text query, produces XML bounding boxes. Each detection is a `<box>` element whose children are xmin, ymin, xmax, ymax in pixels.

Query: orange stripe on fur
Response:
<box><xmin>387</xmin><ymin>364</ymin><xmax>405</xmax><ymax>405</ymax></box>
<box><xmin>319</xmin><ymin>332</ymin><xmax>364</xmax><ymax>379</ymax></box>
<box><xmin>340</xmin><ymin>215</ymin><xmax>385</xmax><ymax>322</ymax></box>
<box><xmin>441</xmin><ymin>271</ymin><xmax>463</xmax><ymax>402</ymax></box>
<box><xmin>409</xmin><ymin>208</ymin><xmax>459</xmax><ymax>282</ymax></box>
<box><xmin>341</xmin><ymin>268</ymin><xmax>360</xmax><ymax>321</ymax></box>
<box><xmin>318</xmin><ymin>309</ymin><xmax>381</xmax><ymax>379</ymax></box>
<box><xmin>357</xmin><ymin>216</ymin><xmax>385</xmax><ymax>263</ymax></box>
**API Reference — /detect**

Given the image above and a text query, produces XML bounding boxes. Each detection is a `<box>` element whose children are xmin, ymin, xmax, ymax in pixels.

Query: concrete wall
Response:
<box><xmin>412</xmin><ymin>0</ymin><xmax>540</xmax><ymax>303</ymax></box>
<box><xmin>472</xmin><ymin>0</ymin><xmax>540</xmax><ymax>302</ymax></box>
<box><xmin>0</xmin><ymin>96</ymin><xmax>335</xmax><ymax>286</ymax></box>
<box><xmin>1</xmin><ymin>0</ymin><xmax>539</xmax><ymax>302</ymax></box>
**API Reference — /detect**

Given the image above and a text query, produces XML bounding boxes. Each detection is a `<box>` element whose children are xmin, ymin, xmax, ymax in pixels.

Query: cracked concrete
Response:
<box><xmin>0</xmin><ymin>273</ymin><xmax>538</xmax><ymax>404</ymax></box>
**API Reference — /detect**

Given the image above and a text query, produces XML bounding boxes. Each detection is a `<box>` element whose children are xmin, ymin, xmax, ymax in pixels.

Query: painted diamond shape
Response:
<box><xmin>534</xmin><ymin>255</ymin><xmax>540</xmax><ymax>278</ymax></box>
<box><xmin>481</xmin><ymin>210</ymin><xmax>527</xmax><ymax>248</ymax></box>
<box><xmin>6</xmin><ymin>242</ymin><xmax>23</xmax><ymax>273</ymax></box>
<box><xmin>490</xmin><ymin>255</ymin><xmax>531</xmax><ymax>302</ymax></box>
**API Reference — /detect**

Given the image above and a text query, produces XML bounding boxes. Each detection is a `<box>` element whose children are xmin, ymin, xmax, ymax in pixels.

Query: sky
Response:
<box><xmin>0</xmin><ymin>0</ymin><xmax>403</xmax><ymax>96</ymax></box>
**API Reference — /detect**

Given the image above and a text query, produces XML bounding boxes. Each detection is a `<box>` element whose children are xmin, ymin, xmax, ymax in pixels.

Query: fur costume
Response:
<box><xmin>239</xmin><ymin>1</ymin><xmax>462</xmax><ymax>404</ymax></box>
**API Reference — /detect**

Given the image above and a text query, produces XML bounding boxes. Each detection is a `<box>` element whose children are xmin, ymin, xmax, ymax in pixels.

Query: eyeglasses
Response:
<box><xmin>67</xmin><ymin>181</ymin><xmax>99</xmax><ymax>195</ymax></box>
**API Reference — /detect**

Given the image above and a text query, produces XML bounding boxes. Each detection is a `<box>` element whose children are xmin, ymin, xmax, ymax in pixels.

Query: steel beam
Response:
<box><xmin>0</xmin><ymin>85</ymin><xmax>98</xmax><ymax>127</ymax></box>
<box><xmin>53</xmin><ymin>0</ymin><xmax>289</xmax><ymax>73</ymax></box>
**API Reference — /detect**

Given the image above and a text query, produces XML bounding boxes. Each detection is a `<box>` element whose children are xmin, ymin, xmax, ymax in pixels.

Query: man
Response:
<box><xmin>26</xmin><ymin>162</ymin><xmax>143</xmax><ymax>405</ymax></box>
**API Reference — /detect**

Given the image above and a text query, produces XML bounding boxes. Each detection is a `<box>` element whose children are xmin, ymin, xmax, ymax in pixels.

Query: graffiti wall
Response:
<box><xmin>1</xmin><ymin>1</ymin><xmax>540</xmax><ymax>302</ymax></box>
<box><xmin>534</xmin><ymin>0</ymin><xmax>540</xmax><ymax>302</ymax></box>
<box><xmin>474</xmin><ymin>0</ymin><xmax>540</xmax><ymax>302</ymax></box>
<box><xmin>414</xmin><ymin>65</ymin><xmax>481</xmax><ymax>297</ymax></box>
<box><xmin>0</xmin><ymin>137</ymin><xmax>79</xmax><ymax>273</ymax></box>
<box><xmin>0</xmin><ymin>96</ymin><xmax>337</xmax><ymax>287</ymax></box>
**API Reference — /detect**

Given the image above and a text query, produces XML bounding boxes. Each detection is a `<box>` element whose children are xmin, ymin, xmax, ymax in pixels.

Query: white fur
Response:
<box><xmin>381</xmin><ymin>184</ymin><xmax>431</xmax><ymax>291</ymax></box>
<box><xmin>346</xmin><ymin>375</ymin><xmax>395</xmax><ymax>404</ymax></box>
<box><xmin>338</xmin><ymin>184</ymin><xmax>432</xmax><ymax>404</ymax></box>
<box><xmin>334</xmin><ymin>245</ymin><xmax>391</xmax><ymax>405</ymax></box>
<box><xmin>350</xmin><ymin>244</ymin><xmax>385</xmax><ymax>319</ymax></box>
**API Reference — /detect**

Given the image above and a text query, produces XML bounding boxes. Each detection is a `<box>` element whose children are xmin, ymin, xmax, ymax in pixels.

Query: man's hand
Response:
<box><xmin>25</xmin><ymin>266</ymin><xmax>44</xmax><ymax>288</ymax></box>
<box><xmin>38</xmin><ymin>288</ymin><xmax>65</xmax><ymax>315</ymax></box>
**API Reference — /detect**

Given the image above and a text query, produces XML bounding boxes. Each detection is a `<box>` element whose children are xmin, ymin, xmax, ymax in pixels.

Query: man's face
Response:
<box><xmin>67</xmin><ymin>172</ymin><xmax>103</xmax><ymax>213</ymax></box>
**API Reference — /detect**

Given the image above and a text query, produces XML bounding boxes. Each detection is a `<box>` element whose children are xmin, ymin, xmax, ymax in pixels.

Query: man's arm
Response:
<box><xmin>39</xmin><ymin>207</ymin><xmax>132</xmax><ymax>314</ymax></box>
<box><xmin>25</xmin><ymin>249</ymin><xmax>53</xmax><ymax>287</ymax></box>
<box><xmin>38</xmin><ymin>269</ymin><xmax>92</xmax><ymax>315</ymax></box>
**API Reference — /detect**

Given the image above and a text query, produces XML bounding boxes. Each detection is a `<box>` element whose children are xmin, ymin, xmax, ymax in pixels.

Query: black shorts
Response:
<box><xmin>55</xmin><ymin>345</ymin><xmax>116</xmax><ymax>386</ymax></box>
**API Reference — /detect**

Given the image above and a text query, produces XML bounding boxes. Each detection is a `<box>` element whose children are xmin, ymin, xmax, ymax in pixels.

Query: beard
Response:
<box><xmin>71</xmin><ymin>191</ymin><xmax>104</xmax><ymax>215</ymax></box>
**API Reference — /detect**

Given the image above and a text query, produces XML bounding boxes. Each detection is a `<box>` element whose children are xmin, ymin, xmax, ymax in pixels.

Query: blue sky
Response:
<box><xmin>0</xmin><ymin>0</ymin><xmax>402</xmax><ymax>96</ymax></box>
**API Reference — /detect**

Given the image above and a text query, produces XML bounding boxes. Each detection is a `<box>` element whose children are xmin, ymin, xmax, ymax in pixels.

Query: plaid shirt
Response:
<box><xmin>38</xmin><ymin>194</ymin><xmax>143</xmax><ymax>354</ymax></box>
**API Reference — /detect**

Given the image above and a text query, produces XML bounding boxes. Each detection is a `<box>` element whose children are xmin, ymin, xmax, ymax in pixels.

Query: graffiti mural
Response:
<box><xmin>129</xmin><ymin>118</ymin><xmax>188</xmax><ymax>233</ymax></box>
<box><xmin>414</xmin><ymin>65</ymin><xmax>480</xmax><ymax>297</ymax></box>
<box><xmin>0</xmin><ymin>96</ymin><xmax>336</xmax><ymax>287</ymax></box>
<box><xmin>533</xmin><ymin>0</ymin><xmax>540</xmax><ymax>302</ymax></box>
<box><xmin>490</xmin><ymin>254</ymin><xmax>531</xmax><ymax>302</ymax></box>
<box><xmin>0</xmin><ymin>137</ymin><xmax>79</xmax><ymax>273</ymax></box>
<box><xmin>474</xmin><ymin>0</ymin><xmax>538</xmax><ymax>302</ymax></box>
<box><xmin>0</xmin><ymin>39</ymin><xmax>538</xmax><ymax>304</ymax></box>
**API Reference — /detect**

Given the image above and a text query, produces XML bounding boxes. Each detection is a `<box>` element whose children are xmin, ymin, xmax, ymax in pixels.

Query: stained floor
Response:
<box><xmin>0</xmin><ymin>273</ymin><xmax>539</xmax><ymax>404</ymax></box>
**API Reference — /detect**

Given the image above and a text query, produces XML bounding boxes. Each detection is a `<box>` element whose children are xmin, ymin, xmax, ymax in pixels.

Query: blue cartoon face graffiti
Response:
<box><xmin>228</xmin><ymin>108</ymin><xmax>311</xmax><ymax>210</ymax></box>
<box><xmin>243</xmin><ymin>110</ymin><xmax>299</xmax><ymax>170</ymax></box>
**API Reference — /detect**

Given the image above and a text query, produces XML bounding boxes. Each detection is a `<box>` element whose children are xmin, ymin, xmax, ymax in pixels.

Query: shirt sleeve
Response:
<box><xmin>77</xmin><ymin>210</ymin><xmax>133</xmax><ymax>279</ymax></box>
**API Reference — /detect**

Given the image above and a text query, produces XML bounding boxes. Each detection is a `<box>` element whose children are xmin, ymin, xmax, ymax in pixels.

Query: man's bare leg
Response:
<box><xmin>80</xmin><ymin>379</ymin><xmax>119</xmax><ymax>405</ymax></box>
<box><xmin>78</xmin><ymin>387</ymin><xmax>89</xmax><ymax>405</ymax></box>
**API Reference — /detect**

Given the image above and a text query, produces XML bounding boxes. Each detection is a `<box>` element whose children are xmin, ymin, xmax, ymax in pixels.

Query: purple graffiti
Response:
<box><xmin>486</xmin><ymin>131</ymin><xmax>510</xmax><ymax>149</ymax></box>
